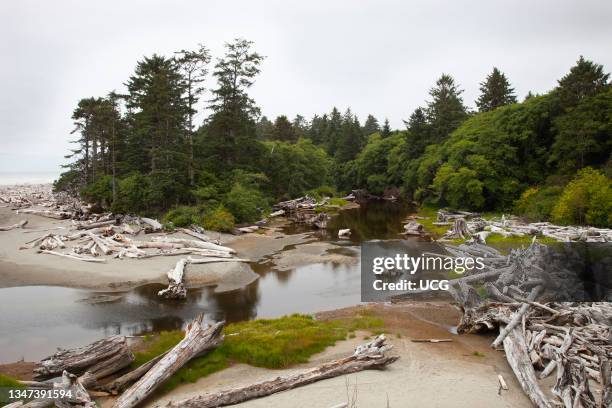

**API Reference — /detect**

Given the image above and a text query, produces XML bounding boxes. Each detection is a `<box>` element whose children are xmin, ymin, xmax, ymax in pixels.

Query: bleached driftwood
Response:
<box><xmin>158</xmin><ymin>258</ymin><xmax>189</xmax><ymax>299</ymax></box>
<box><xmin>0</xmin><ymin>219</ymin><xmax>27</xmax><ymax>231</ymax></box>
<box><xmin>33</xmin><ymin>335</ymin><xmax>134</xmax><ymax>381</ymax></box>
<box><xmin>151</xmin><ymin>236</ymin><xmax>235</xmax><ymax>254</ymax></box>
<box><xmin>177</xmin><ymin>227</ymin><xmax>216</xmax><ymax>243</ymax></box>
<box><xmin>140</xmin><ymin>217</ymin><xmax>162</xmax><ymax>232</ymax></box>
<box><xmin>54</xmin><ymin>371</ymin><xmax>96</xmax><ymax>408</ymax></box>
<box><xmin>99</xmin><ymin>352</ymin><xmax>168</xmax><ymax>395</ymax></box>
<box><xmin>112</xmin><ymin>317</ymin><xmax>224</xmax><ymax>408</ymax></box>
<box><xmin>402</xmin><ymin>221</ymin><xmax>424</xmax><ymax>236</ymax></box>
<box><xmin>17</xmin><ymin>208</ymin><xmax>71</xmax><ymax>219</ymax></box>
<box><xmin>39</xmin><ymin>250</ymin><xmax>106</xmax><ymax>263</ymax></box>
<box><xmin>159</xmin><ymin>334</ymin><xmax>398</xmax><ymax>408</ymax></box>
<box><xmin>338</xmin><ymin>228</ymin><xmax>351</xmax><ymax>238</ymax></box>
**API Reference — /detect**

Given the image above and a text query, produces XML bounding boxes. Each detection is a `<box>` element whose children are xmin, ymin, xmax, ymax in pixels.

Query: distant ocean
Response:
<box><xmin>0</xmin><ymin>172</ymin><xmax>59</xmax><ymax>186</ymax></box>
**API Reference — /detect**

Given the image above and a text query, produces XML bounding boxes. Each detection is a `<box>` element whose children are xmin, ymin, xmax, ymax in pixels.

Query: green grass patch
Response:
<box><xmin>133</xmin><ymin>313</ymin><xmax>384</xmax><ymax>393</ymax></box>
<box><xmin>0</xmin><ymin>374</ymin><xmax>25</xmax><ymax>388</ymax></box>
<box><xmin>472</xmin><ymin>351</ymin><xmax>485</xmax><ymax>357</ymax></box>
<box><xmin>415</xmin><ymin>206</ymin><xmax>448</xmax><ymax>236</ymax></box>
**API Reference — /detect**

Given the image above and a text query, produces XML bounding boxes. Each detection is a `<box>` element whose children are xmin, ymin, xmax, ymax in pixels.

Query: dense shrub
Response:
<box><xmin>80</xmin><ymin>175</ymin><xmax>113</xmax><ymax>207</ymax></box>
<box><xmin>514</xmin><ymin>185</ymin><xmax>564</xmax><ymax>222</ymax></box>
<box><xmin>223</xmin><ymin>183</ymin><xmax>268</xmax><ymax>224</ymax></box>
<box><xmin>163</xmin><ymin>206</ymin><xmax>203</xmax><ymax>228</ymax></box>
<box><xmin>202</xmin><ymin>205</ymin><xmax>235</xmax><ymax>232</ymax></box>
<box><xmin>551</xmin><ymin>167</ymin><xmax>612</xmax><ymax>227</ymax></box>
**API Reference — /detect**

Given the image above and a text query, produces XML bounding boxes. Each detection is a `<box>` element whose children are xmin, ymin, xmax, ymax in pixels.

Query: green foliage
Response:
<box><xmin>224</xmin><ymin>183</ymin><xmax>268</xmax><ymax>224</ymax></box>
<box><xmin>476</xmin><ymin>67</ymin><xmax>517</xmax><ymax>112</ymax></box>
<box><xmin>132</xmin><ymin>313</ymin><xmax>384</xmax><ymax>393</ymax></box>
<box><xmin>163</xmin><ymin>206</ymin><xmax>203</xmax><ymax>228</ymax></box>
<box><xmin>111</xmin><ymin>173</ymin><xmax>151</xmax><ymax>214</ymax></box>
<box><xmin>260</xmin><ymin>139</ymin><xmax>332</xmax><ymax>199</ymax></box>
<box><xmin>80</xmin><ymin>175</ymin><xmax>113</xmax><ymax>206</ymax></box>
<box><xmin>0</xmin><ymin>374</ymin><xmax>25</xmax><ymax>388</ymax></box>
<box><xmin>202</xmin><ymin>205</ymin><xmax>235</xmax><ymax>232</ymax></box>
<box><xmin>514</xmin><ymin>185</ymin><xmax>563</xmax><ymax>222</ymax></box>
<box><xmin>552</xmin><ymin>167</ymin><xmax>612</xmax><ymax>227</ymax></box>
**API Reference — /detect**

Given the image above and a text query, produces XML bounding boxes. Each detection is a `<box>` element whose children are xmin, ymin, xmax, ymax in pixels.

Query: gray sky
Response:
<box><xmin>1</xmin><ymin>0</ymin><xmax>611</xmax><ymax>174</ymax></box>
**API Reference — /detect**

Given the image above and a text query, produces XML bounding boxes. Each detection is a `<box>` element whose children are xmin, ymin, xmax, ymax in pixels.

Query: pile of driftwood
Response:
<box><xmin>432</xmin><ymin>209</ymin><xmax>612</xmax><ymax>243</ymax></box>
<box><xmin>273</xmin><ymin>196</ymin><xmax>331</xmax><ymax>229</ymax></box>
<box><xmin>7</xmin><ymin>315</ymin><xmax>397</xmax><ymax>408</ymax></box>
<box><xmin>395</xmin><ymin>241</ymin><xmax>611</xmax><ymax>407</ymax></box>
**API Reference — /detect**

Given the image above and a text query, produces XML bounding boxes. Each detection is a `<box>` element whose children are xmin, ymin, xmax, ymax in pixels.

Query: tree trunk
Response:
<box><xmin>112</xmin><ymin>317</ymin><xmax>224</xmax><ymax>408</ymax></box>
<box><xmin>159</xmin><ymin>335</ymin><xmax>398</xmax><ymax>408</ymax></box>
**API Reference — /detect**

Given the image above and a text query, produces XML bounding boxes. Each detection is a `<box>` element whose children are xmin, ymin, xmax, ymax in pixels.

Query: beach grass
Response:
<box><xmin>133</xmin><ymin>312</ymin><xmax>384</xmax><ymax>393</ymax></box>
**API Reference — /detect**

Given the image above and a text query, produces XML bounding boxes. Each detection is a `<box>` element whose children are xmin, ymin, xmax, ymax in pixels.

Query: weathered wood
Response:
<box><xmin>177</xmin><ymin>228</ymin><xmax>216</xmax><ymax>243</ymax></box>
<box><xmin>151</xmin><ymin>236</ymin><xmax>235</xmax><ymax>254</ymax></box>
<box><xmin>502</xmin><ymin>327</ymin><xmax>552</xmax><ymax>408</ymax></box>
<box><xmin>0</xmin><ymin>219</ymin><xmax>28</xmax><ymax>231</ymax></box>
<box><xmin>99</xmin><ymin>353</ymin><xmax>167</xmax><ymax>395</ymax></box>
<box><xmin>158</xmin><ymin>258</ymin><xmax>189</xmax><ymax>299</ymax></box>
<box><xmin>54</xmin><ymin>371</ymin><xmax>96</xmax><ymax>408</ymax></box>
<box><xmin>39</xmin><ymin>250</ymin><xmax>106</xmax><ymax>263</ymax></box>
<box><xmin>158</xmin><ymin>334</ymin><xmax>398</xmax><ymax>408</ymax></box>
<box><xmin>17</xmin><ymin>209</ymin><xmax>71</xmax><ymax>219</ymax></box>
<box><xmin>112</xmin><ymin>317</ymin><xmax>224</xmax><ymax>408</ymax></box>
<box><xmin>140</xmin><ymin>217</ymin><xmax>162</xmax><ymax>232</ymax></box>
<box><xmin>338</xmin><ymin>228</ymin><xmax>351</xmax><ymax>238</ymax></box>
<box><xmin>402</xmin><ymin>221</ymin><xmax>424</xmax><ymax>236</ymax></box>
<box><xmin>491</xmin><ymin>285</ymin><xmax>542</xmax><ymax>348</ymax></box>
<box><xmin>75</xmin><ymin>220</ymin><xmax>116</xmax><ymax>230</ymax></box>
<box><xmin>34</xmin><ymin>335</ymin><xmax>134</xmax><ymax>381</ymax></box>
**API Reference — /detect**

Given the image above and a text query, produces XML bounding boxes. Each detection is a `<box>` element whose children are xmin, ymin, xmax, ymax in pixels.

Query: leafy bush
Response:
<box><xmin>202</xmin><ymin>205</ymin><xmax>235</xmax><ymax>232</ymax></box>
<box><xmin>163</xmin><ymin>206</ymin><xmax>203</xmax><ymax>228</ymax></box>
<box><xmin>514</xmin><ymin>185</ymin><xmax>563</xmax><ymax>222</ymax></box>
<box><xmin>112</xmin><ymin>173</ymin><xmax>151</xmax><ymax>214</ymax></box>
<box><xmin>552</xmin><ymin>167</ymin><xmax>612</xmax><ymax>227</ymax></box>
<box><xmin>224</xmin><ymin>183</ymin><xmax>268</xmax><ymax>224</ymax></box>
<box><xmin>80</xmin><ymin>175</ymin><xmax>113</xmax><ymax>207</ymax></box>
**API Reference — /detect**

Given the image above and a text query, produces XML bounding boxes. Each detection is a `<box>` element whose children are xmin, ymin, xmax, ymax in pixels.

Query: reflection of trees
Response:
<box><xmin>327</xmin><ymin>201</ymin><xmax>412</xmax><ymax>242</ymax></box>
<box><xmin>208</xmin><ymin>281</ymin><xmax>260</xmax><ymax>323</ymax></box>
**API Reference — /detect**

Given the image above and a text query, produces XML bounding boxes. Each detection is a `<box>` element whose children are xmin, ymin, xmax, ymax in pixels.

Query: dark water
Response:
<box><xmin>0</xmin><ymin>200</ymin><xmax>430</xmax><ymax>363</ymax></box>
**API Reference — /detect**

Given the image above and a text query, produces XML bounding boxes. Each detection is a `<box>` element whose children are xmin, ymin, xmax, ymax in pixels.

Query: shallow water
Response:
<box><xmin>0</xmin><ymin>200</ymin><xmax>441</xmax><ymax>363</ymax></box>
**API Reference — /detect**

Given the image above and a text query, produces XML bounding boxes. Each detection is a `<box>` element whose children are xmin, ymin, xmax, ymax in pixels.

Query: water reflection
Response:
<box><xmin>0</xmin><ymin>200</ymin><xmax>416</xmax><ymax>362</ymax></box>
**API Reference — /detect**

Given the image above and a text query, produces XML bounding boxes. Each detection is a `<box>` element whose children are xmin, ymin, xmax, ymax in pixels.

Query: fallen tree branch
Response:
<box><xmin>112</xmin><ymin>317</ymin><xmax>224</xmax><ymax>408</ymax></box>
<box><xmin>158</xmin><ymin>334</ymin><xmax>398</xmax><ymax>408</ymax></box>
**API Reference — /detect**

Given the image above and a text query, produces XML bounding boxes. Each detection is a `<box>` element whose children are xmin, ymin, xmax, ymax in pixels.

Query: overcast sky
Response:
<box><xmin>1</xmin><ymin>0</ymin><xmax>611</xmax><ymax>175</ymax></box>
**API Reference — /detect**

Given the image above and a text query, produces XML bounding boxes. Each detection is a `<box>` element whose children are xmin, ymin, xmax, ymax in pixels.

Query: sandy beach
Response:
<box><xmin>131</xmin><ymin>303</ymin><xmax>536</xmax><ymax>408</ymax></box>
<box><xmin>0</xmin><ymin>206</ymin><xmax>337</xmax><ymax>292</ymax></box>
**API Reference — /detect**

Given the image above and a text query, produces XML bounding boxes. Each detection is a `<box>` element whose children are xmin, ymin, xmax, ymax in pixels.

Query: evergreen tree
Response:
<box><xmin>381</xmin><ymin>118</ymin><xmax>391</xmax><ymax>138</ymax></box>
<box><xmin>306</xmin><ymin>114</ymin><xmax>328</xmax><ymax>144</ymax></box>
<box><xmin>362</xmin><ymin>114</ymin><xmax>380</xmax><ymax>136</ymax></box>
<box><xmin>476</xmin><ymin>67</ymin><xmax>517</xmax><ymax>112</ymax></box>
<box><xmin>292</xmin><ymin>114</ymin><xmax>307</xmax><ymax>139</ymax></box>
<box><xmin>271</xmin><ymin>115</ymin><xmax>296</xmax><ymax>142</ymax></box>
<box><xmin>403</xmin><ymin>107</ymin><xmax>430</xmax><ymax>159</ymax></box>
<box><xmin>125</xmin><ymin>54</ymin><xmax>189</xmax><ymax>174</ymax></box>
<box><xmin>175</xmin><ymin>44</ymin><xmax>211</xmax><ymax>185</ymax></box>
<box><xmin>557</xmin><ymin>56</ymin><xmax>610</xmax><ymax>107</ymax></box>
<box><xmin>325</xmin><ymin>107</ymin><xmax>342</xmax><ymax>155</ymax></box>
<box><xmin>426</xmin><ymin>74</ymin><xmax>468</xmax><ymax>143</ymax></box>
<box><xmin>207</xmin><ymin>39</ymin><xmax>264</xmax><ymax>167</ymax></box>
<box><xmin>335</xmin><ymin>109</ymin><xmax>363</xmax><ymax>162</ymax></box>
<box><xmin>255</xmin><ymin>115</ymin><xmax>274</xmax><ymax>140</ymax></box>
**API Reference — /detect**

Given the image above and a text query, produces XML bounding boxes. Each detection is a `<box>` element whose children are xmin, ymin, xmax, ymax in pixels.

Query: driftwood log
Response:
<box><xmin>112</xmin><ymin>316</ymin><xmax>224</xmax><ymax>408</ymax></box>
<box><xmin>158</xmin><ymin>334</ymin><xmax>398</xmax><ymax>408</ymax></box>
<box><xmin>33</xmin><ymin>335</ymin><xmax>134</xmax><ymax>381</ymax></box>
<box><xmin>0</xmin><ymin>219</ymin><xmax>28</xmax><ymax>231</ymax></box>
<box><xmin>99</xmin><ymin>353</ymin><xmax>168</xmax><ymax>395</ymax></box>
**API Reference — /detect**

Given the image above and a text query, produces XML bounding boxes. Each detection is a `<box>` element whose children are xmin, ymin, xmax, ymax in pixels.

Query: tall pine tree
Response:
<box><xmin>476</xmin><ymin>67</ymin><xmax>517</xmax><ymax>112</ymax></box>
<box><xmin>556</xmin><ymin>56</ymin><xmax>610</xmax><ymax>108</ymax></box>
<box><xmin>426</xmin><ymin>74</ymin><xmax>468</xmax><ymax>143</ymax></box>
